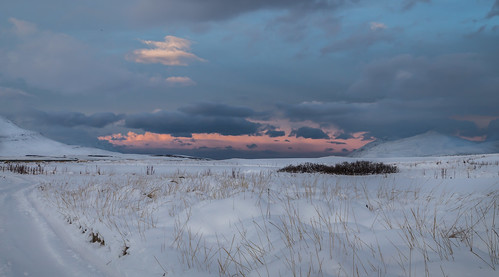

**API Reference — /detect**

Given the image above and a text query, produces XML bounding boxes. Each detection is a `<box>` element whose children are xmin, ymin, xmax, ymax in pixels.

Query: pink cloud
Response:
<box><xmin>166</xmin><ymin>76</ymin><xmax>196</xmax><ymax>86</ymax></box>
<box><xmin>128</xmin><ymin>36</ymin><xmax>206</xmax><ymax>66</ymax></box>
<box><xmin>99</xmin><ymin>131</ymin><xmax>372</xmax><ymax>155</ymax></box>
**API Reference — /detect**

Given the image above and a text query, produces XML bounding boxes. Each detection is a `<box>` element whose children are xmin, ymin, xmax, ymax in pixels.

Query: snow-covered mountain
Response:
<box><xmin>0</xmin><ymin>116</ymin><xmax>114</xmax><ymax>157</ymax></box>
<box><xmin>352</xmin><ymin>131</ymin><xmax>498</xmax><ymax>158</ymax></box>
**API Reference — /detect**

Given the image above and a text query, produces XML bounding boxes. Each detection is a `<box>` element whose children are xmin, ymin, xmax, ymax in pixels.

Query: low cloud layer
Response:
<box><xmin>124</xmin><ymin>108</ymin><xmax>260</xmax><ymax>137</ymax></box>
<box><xmin>179</xmin><ymin>102</ymin><xmax>256</xmax><ymax>118</ymax></box>
<box><xmin>265</xmin><ymin>130</ymin><xmax>286</xmax><ymax>137</ymax></box>
<box><xmin>290</xmin><ymin>127</ymin><xmax>330</xmax><ymax>139</ymax></box>
<box><xmin>31</xmin><ymin>111</ymin><xmax>124</xmax><ymax>128</ymax></box>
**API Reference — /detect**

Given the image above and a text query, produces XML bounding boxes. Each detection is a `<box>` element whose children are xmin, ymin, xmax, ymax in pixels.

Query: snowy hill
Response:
<box><xmin>352</xmin><ymin>131</ymin><xmax>498</xmax><ymax>158</ymax></box>
<box><xmin>0</xmin><ymin>116</ymin><xmax>114</xmax><ymax>157</ymax></box>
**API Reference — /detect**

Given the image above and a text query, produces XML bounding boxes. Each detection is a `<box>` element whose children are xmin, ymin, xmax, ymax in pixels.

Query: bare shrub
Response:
<box><xmin>278</xmin><ymin>161</ymin><xmax>398</xmax><ymax>175</ymax></box>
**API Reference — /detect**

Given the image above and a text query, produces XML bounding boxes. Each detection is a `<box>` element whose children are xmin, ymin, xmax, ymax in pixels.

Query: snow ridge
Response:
<box><xmin>0</xmin><ymin>117</ymin><xmax>113</xmax><ymax>157</ymax></box>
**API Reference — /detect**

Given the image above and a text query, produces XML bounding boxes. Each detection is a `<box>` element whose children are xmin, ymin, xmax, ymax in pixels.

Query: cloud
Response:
<box><xmin>402</xmin><ymin>0</ymin><xmax>430</xmax><ymax>11</ymax></box>
<box><xmin>370</xmin><ymin>22</ymin><xmax>387</xmax><ymax>31</ymax></box>
<box><xmin>246</xmin><ymin>143</ymin><xmax>258</xmax><ymax>149</ymax></box>
<box><xmin>179</xmin><ymin>102</ymin><xmax>256</xmax><ymax>118</ymax></box>
<box><xmin>0</xmin><ymin>87</ymin><xmax>33</xmax><ymax>98</ymax></box>
<box><xmin>279</xmin><ymin>52</ymin><xmax>499</xmax><ymax>140</ymax></box>
<box><xmin>261</xmin><ymin>125</ymin><xmax>286</xmax><ymax>137</ymax></box>
<box><xmin>8</xmin><ymin>18</ymin><xmax>36</xmax><ymax>36</ymax></box>
<box><xmin>99</xmin><ymin>130</ymin><xmax>360</xmax><ymax>159</ymax></box>
<box><xmin>265</xmin><ymin>130</ymin><xmax>286</xmax><ymax>137</ymax></box>
<box><xmin>128</xmin><ymin>36</ymin><xmax>205</xmax><ymax>66</ymax></box>
<box><xmin>290</xmin><ymin>127</ymin><xmax>330</xmax><ymax>139</ymax></box>
<box><xmin>321</xmin><ymin>24</ymin><xmax>396</xmax><ymax>54</ymax></box>
<box><xmin>281</xmin><ymin>101</ymin><xmax>485</xmax><ymax>140</ymax></box>
<box><xmin>281</xmin><ymin>101</ymin><xmax>363</xmax><ymax>121</ymax></box>
<box><xmin>335</xmin><ymin>133</ymin><xmax>354</xmax><ymax>140</ymax></box>
<box><xmin>129</xmin><ymin>0</ymin><xmax>356</xmax><ymax>24</ymax></box>
<box><xmin>487</xmin><ymin>0</ymin><xmax>499</xmax><ymax>18</ymax></box>
<box><xmin>0</xmin><ymin>87</ymin><xmax>35</xmax><ymax>114</ymax></box>
<box><xmin>29</xmin><ymin>111</ymin><xmax>123</xmax><ymax>128</ymax></box>
<box><xmin>0</xmin><ymin>18</ymin><xmax>142</xmax><ymax>94</ymax></box>
<box><xmin>347</xmin><ymin>54</ymin><xmax>498</xmax><ymax>106</ymax></box>
<box><xmin>486</xmin><ymin>119</ymin><xmax>499</xmax><ymax>140</ymax></box>
<box><xmin>124</xmin><ymin>109</ymin><xmax>261</xmax><ymax>137</ymax></box>
<box><xmin>166</xmin><ymin>76</ymin><xmax>196</xmax><ymax>86</ymax></box>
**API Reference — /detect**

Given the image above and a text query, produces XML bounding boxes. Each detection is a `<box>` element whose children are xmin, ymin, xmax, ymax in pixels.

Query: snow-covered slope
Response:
<box><xmin>352</xmin><ymin>131</ymin><xmax>498</xmax><ymax>158</ymax></box>
<box><xmin>0</xmin><ymin>117</ymin><xmax>114</xmax><ymax>157</ymax></box>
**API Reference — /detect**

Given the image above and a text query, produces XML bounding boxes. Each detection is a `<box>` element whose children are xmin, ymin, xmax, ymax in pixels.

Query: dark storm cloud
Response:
<box><xmin>280</xmin><ymin>53</ymin><xmax>498</xmax><ymax>139</ymax></box>
<box><xmin>262</xmin><ymin>125</ymin><xmax>286</xmax><ymax>137</ymax></box>
<box><xmin>179</xmin><ymin>102</ymin><xmax>255</xmax><ymax>117</ymax></box>
<box><xmin>130</xmin><ymin>0</ymin><xmax>357</xmax><ymax>24</ymax></box>
<box><xmin>487</xmin><ymin>0</ymin><xmax>499</xmax><ymax>18</ymax></box>
<box><xmin>487</xmin><ymin>119</ymin><xmax>499</xmax><ymax>140</ymax></box>
<box><xmin>35</xmin><ymin>111</ymin><xmax>123</xmax><ymax>128</ymax></box>
<box><xmin>125</xmin><ymin>110</ymin><xmax>261</xmax><ymax>137</ymax></box>
<box><xmin>347</xmin><ymin>54</ymin><xmax>499</xmax><ymax>111</ymax></box>
<box><xmin>283</xmin><ymin>100</ymin><xmax>482</xmax><ymax>139</ymax></box>
<box><xmin>265</xmin><ymin>130</ymin><xmax>286</xmax><ymax>137</ymax></box>
<box><xmin>290</xmin><ymin>127</ymin><xmax>330</xmax><ymax>139</ymax></box>
<box><xmin>246</xmin><ymin>144</ymin><xmax>258</xmax><ymax>149</ymax></box>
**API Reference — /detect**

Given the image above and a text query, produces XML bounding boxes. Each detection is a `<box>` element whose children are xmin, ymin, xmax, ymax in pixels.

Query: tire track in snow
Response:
<box><xmin>0</xmin><ymin>174</ymin><xmax>118</xmax><ymax>277</ymax></box>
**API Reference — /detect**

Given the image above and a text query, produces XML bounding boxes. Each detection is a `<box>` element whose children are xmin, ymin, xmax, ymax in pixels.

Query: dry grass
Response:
<box><xmin>34</xmin><ymin>159</ymin><xmax>499</xmax><ymax>276</ymax></box>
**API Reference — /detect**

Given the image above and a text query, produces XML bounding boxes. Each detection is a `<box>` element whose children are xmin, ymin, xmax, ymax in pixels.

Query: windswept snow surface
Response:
<box><xmin>0</xmin><ymin>117</ymin><xmax>114</xmax><ymax>157</ymax></box>
<box><xmin>1</xmin><ymin>154</ymin><xmax>498</xmax><ymax>276</ymax></box>
<box><xmin>352</xmin><ymin>131</ymin><xmax>498</xmax><ymax>158</ymax></box>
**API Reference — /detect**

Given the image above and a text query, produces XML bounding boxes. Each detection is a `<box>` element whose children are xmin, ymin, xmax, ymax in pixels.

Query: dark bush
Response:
<box><xmin>278</xmin><ymin>161</ymin><xmax>398</xmax><ymax>175</ymax></box>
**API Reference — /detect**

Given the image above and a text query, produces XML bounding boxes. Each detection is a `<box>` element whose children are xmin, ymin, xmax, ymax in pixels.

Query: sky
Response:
<box><xmin>1</xmin><ymin>0</ymin><xmax>498</xmax><ymax>159</ymax></box>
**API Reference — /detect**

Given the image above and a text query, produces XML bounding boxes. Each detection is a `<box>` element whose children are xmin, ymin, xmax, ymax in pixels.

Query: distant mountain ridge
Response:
<box><xmin>0</xmin><ymin>116</ymin><xmax>114</xmax><ymax>157</ymax></box>
<box><xmin>351</xmin><ymin>131</ymin><xmax>498</xmax><ymax>158</ymax></box>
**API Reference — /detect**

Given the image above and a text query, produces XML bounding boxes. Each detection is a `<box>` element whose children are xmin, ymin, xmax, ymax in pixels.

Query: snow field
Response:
<box><xmin>4</xmin><ymin>154</ymin><xmax>499</xmax><ymax>276</ymax></box>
